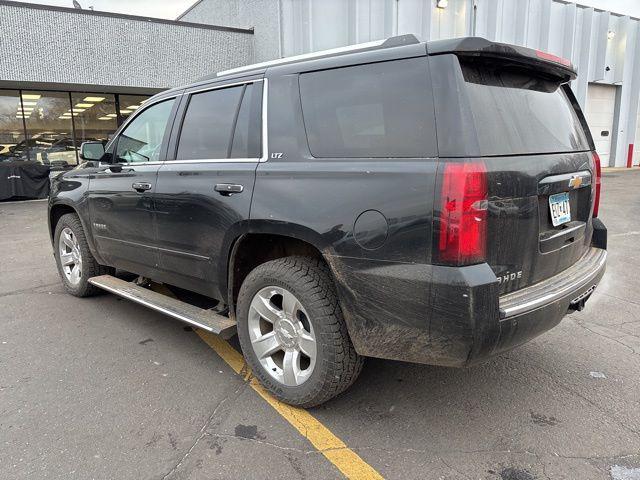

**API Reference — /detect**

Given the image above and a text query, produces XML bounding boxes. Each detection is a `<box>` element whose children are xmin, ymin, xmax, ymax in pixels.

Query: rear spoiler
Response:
<box><xmin>426</xmin><ymin>37</ymin><xmax>576</xmax><ymax>83</ymax></box>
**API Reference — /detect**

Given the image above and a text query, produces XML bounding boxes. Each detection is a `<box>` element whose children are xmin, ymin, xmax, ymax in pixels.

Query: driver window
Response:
<box><xmin>115</xmin><ymin>99</ymin><xmax>175</xmax><ymax>163</ymax></box>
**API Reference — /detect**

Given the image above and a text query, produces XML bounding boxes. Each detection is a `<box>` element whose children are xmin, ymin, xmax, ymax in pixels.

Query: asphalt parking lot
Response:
<box><xmin>1</xmin><ymin>170</ymin><xmax>640</xmax><ymax>480</ymax></box>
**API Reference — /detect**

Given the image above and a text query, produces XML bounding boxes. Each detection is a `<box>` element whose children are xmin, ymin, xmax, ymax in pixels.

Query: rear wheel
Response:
<box><xmin>236</xmin><ymin>256</ymin><xmax>363</xmax><ymax>407</ymax></box>
<box><xmin>53</xmin><ymin>213</ymin><xmax>109</xmax><ymax>297</ymax></box>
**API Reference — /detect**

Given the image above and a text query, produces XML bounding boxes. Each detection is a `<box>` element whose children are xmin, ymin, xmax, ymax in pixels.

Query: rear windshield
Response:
<box><xmin>461</xmin><ymin>61</ymin><xmax>589</xmax><ymax>156</ymax></box>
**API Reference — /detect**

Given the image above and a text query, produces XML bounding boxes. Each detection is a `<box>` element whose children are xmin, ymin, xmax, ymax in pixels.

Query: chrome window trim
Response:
<box><xmin>260</xmin><ymin>78</ymin><xmax>268</xmax><ymax>163</ymax></box>
<box><xmin>187</xmin><ymin>78</ymin><xmax>263</xmax><ymax>96</ymax></box>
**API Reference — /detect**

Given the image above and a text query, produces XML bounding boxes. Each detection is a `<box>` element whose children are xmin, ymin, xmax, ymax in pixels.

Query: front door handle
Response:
<box><xmin>132</xmin><ymin>182</ymin><xmax>152</xmax><ymax>193</ymax></box>
<box><xmin>214</xmin><ymin>183</ymin><xmax>244</xmax><ymax>196</ymax></box>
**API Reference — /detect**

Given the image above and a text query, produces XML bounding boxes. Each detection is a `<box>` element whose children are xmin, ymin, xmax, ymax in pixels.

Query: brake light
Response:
<box><xmin>592</xmin><ymin>152</ymin><xmax>602</xmax><ymax>217</ymax></box>
<box><xmin>535</xmin><ymin>49</ymin><xmax>572</xmax><ymax>67</ymax></box>
<box><xmin>436</xmin><ymin>162</ymin><xmax>488</xmax><ymax>266</ymax></box>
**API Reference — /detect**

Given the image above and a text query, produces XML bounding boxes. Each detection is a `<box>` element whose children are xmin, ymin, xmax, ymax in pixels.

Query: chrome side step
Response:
<box><xmin>89</xmin><ymin>275</ymin><xmax>237</xmax><ymax>338</ymax></box>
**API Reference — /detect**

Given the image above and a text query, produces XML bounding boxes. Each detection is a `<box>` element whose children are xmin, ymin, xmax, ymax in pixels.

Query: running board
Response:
<box><xmin>88</xmin><ymin>275</ymin><xmax>237</xmax><ymax>338</ymax></box>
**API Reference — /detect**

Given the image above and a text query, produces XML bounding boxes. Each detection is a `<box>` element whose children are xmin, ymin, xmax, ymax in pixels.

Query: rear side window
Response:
<box><xmin>299</xmin><ymin>58</ymin><xmax>437</xmax><ymax>158</ymax></box>
<box><xmin>230</xmin><ymin>83</ymin><xmax>262</xmax><ymax>158</ymax></box>
<box><xmin>176</xmin><ymin>82</ymin><xmax>261</xmax><ymax>160</ymax></box>
<box><xmin>461</xmin><ymin>61</ymin><xmax>589</xmax><ymax>156</ymax></box>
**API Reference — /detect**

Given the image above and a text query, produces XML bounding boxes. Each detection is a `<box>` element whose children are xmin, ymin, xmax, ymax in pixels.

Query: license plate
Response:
<box><xmin>549</xmin><ymin>192</ymin><xmax>571</xmax><ymax>227</ymax></box>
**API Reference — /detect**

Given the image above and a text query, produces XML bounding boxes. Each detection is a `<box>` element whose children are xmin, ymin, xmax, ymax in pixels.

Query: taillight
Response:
<box><xmin>435</xmin><ymin>161</ymin><xmax>488</xmax><ymax>266</ymax></box>
<box><xmin>592</xmin><ymin>151</ymin><xmax>602</xmax><ymax>217</ymax></box>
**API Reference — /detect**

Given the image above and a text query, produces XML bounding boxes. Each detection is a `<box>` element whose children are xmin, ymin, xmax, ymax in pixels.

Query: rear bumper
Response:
<box><xmin>488</xmin><ymin>247</ymin><xmax>606</xmax><ymax>359</ymax></box>
<box><xmin>334</xmin><ymin>246</ymin><xmax>606</xmax><ymax>367</ymax></box>
<box><xmin>499</xmin><ymin>247</ymin><xmax>606</xmax><ymax>318</ymax></box>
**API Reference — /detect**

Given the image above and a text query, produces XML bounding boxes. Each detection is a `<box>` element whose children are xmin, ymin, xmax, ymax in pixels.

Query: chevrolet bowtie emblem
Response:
<box><xmin>568</xmin><ymin>175</ymin><xmax>583</xmax><ymax>189</ymax></box>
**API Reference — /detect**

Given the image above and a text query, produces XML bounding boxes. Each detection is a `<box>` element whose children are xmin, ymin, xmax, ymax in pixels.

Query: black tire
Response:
<box><xmin>53</xmin><ymin>213</ymin><xmax>110</xmax><ymax>297</ymax></box>
<box><xmin>236</xmin><ymin>256</ymin><xmax>363</xmax><ymax>407</ymax></box>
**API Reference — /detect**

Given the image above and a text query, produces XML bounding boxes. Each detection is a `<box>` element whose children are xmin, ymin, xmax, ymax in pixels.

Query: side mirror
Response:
<box><xmin>79</xmin><ymin>141</ymin><xmax>105</xmax><ymax>161</ymax></box>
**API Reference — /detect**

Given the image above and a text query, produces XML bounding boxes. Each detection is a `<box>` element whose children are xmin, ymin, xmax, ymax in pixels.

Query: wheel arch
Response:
<box><xmin>49</xmin><ymin>203</ymin><xmax>78</xmax><ymax>242</ymax></box>
<box><xmin>226</xmin><ymin>229</ymin><xmax>336</xmax><ymax>322</ymax></box>
<box><xmin>49</xmin><ymin>201</ymin><xmax>104</xmax><ymax>264</ymax></box>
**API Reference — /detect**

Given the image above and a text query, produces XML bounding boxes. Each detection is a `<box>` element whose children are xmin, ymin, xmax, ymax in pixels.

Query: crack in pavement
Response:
<box><xmin>160</xmin><ymin>381</ymin><xmax>249</xmax><ymax>480</ymax></box>
<box><xmin>597</xmin><ymin>292</ymin><xmax>640</xmax><ymax>309</ymax></box>
<box><xmin>572</xmin><ymin>320</ymin><xmax>639</xmax><ymax>355</ymax></box>
<box><xmin>439</xmin><ymin>456</ymin><xmax>473</xmax><ymax>479</ymax></box>
<box><xmin>204</xmin><ymin>432</ymin><xmax>312</xmax><ymax>454</ymax></box>
<box><xmin>0</xmin><ymin>282</ymin><xmax>62</xmax><ymax>299</ymax></box>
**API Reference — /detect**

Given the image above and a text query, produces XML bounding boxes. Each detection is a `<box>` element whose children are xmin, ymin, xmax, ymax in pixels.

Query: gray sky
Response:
<box><xmin>9</xmin><ymin>0</ymin><xmax>640</xmax><ymax>20</ymax></box>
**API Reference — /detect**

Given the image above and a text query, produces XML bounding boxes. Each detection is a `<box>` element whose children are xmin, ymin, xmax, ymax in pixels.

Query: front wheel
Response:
<box><xmin>53</xmin><ymin>213</ymin><xmax>109</xmax><ymax>297</ymax></box>
<box><xmin>236</xmin><ymin>256</ymin><xmax>363</xmax><ymax>407</ymax></box>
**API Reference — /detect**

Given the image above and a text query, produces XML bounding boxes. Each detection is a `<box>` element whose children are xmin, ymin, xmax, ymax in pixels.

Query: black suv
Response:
<box><xmin>48</xmin><ymin>36</ymin><xmax>607</xmax><ymax>407</ymax></box>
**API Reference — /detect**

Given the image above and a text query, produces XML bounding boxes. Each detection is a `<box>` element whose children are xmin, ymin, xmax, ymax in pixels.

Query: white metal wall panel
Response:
<box><xmin>585</xmin><ymin>84</ymin><xmax>617</xmax><ymax>165</ymax></box>
<box><xmin>183</xmin><ymin>0</ymin><xmax>640</xmax><ymax>166</ymax></box>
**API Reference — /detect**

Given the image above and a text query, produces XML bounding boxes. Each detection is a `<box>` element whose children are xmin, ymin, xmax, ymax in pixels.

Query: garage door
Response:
<box><xmin>585</xmin><ymin>84</ymin><xmax>616</xmax><ymax>166</ymax></box>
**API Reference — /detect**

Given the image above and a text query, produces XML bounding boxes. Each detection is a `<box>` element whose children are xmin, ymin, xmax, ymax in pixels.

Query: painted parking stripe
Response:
<box><xmin>149</xmin><ymin>283</ymin><xmax>381</xmax><ymax>478</ymax></box>
<box><xmin>196</xmin><ymin>330</ymin><xmax>384</xmax><ymax>480</ymax></box>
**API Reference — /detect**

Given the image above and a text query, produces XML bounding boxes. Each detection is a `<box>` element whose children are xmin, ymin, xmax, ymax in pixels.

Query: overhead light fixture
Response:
<box><xmin>83</xmin><ymin>96</ymin><xmax>105</xmax><ymax>102</ymax></box>
<box><xmin>436</xmin><ymin>0</ymin><xmax>448</xmax><ymax>8</ymax></box>
<box><xmin>21</xmin><ymin>94</ymin><xmax>41</xmax><ymax>100</ymax></box>
<box><xmin>120</xmin><ymin>109</ymin><xmax>132</xmax><ymax>114</ymax></box>
<box><xmin>106</xmin><ymin>113</ymin><xmax>117</xmax><ymax>118</ymax></box>
<box><xmin>98</xmin><ymin>116</ymin><xmax>113</xmax><ymax>120</ymax></box>
<box><xmin>58</xmin><ymin>115</ymin><xmax>70</xmax><ymax>119</ymax></box>
<box><xmin>75</xmin><ymin>103</ymin><xmax>94</xmax><ymax>108</ymax></box>
<box><xmin>21</xmin><ymin>101</ymin><xmax>38</xmax><ymax>106</ymax></box>
<box><xmin>128</xmin><ymin>105</ymin><xmax>139</xmax><ymax>110</ymax></box>
<box><xmin>607</xmin><ymin>30</ymin><xmax>616</xmax><ymax>40</ymax></box>
<box><xmin>73</xmin><ymin>108</ymin><xmax>86</xmax><ymax>112</ymax></box>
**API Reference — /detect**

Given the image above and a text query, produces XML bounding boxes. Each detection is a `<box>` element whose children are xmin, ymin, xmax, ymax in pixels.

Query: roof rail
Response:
<box><xmin>216</xmin><ymin>34</ymin><xmax>421</xmax><ymax>77</ymax></box>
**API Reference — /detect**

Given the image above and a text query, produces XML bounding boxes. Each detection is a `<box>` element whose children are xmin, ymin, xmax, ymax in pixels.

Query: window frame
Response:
<box><xmin>167</xmin><ymin>78</ymin><xmax>267</xmax><ymax>164</ymax></box>
<box><xmin>110</xmin><ymin>95</ymin><xmax>180</xmax><ymax>165</ymax></box>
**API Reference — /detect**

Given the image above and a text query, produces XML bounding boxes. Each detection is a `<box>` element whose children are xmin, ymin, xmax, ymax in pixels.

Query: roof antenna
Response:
<box><xmin>72</xmin><ymin>0</ymin><xmax>82</xmax><ymax>9</ymax></box>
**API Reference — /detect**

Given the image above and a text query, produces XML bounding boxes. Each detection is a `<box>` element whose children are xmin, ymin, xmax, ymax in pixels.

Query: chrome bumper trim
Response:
<box><xmin>499</xmin><ymin>247</ymin><xmax>607</xmax><ymax>318</ymax></box>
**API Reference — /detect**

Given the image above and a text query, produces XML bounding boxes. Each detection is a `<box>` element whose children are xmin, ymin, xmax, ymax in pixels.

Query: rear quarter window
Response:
<box><xmin>461</xmin><ymin>61</ymin><xmax>589</xmax><ymax>156</ymax></box>
<box><xmin>299</xmin><ymin>58</ymin><xmax>437</xmax><ymax>158</ymax></box>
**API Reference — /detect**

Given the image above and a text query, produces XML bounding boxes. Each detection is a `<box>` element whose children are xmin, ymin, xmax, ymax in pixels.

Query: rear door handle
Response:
<box><xmin>214</xmin><ymin>183</ymin><xmax>243</xmax><ymax>196</ymax></box>
<box><xmin>132</xmin><ymin>182</ymin><xmax>152</xmax><ymax>192</ymax></box>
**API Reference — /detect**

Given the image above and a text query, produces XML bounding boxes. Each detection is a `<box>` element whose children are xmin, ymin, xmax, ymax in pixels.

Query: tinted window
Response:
<box><xmin>177</xmin><ymin>86</ymin><xmax>243</xmax><ymax>160</ymax></box>
<box><xmin>461</xmin><ymin>61</ymin><xmax>589</xmax><ymax>156</ymax></box>
<box><xmin>299</xmin><ymin>58</ymin><xmax>437</xmax><ymax>158</ymax></box>
<box><xmin>115</xmin><ymin>99</ymin><xmax>175</xmax><ymax>163</ymax></box>
<box><xmin>230</xmin><ymin>83</ymin><xmax>262</xmax><ymax>158</ymax></box>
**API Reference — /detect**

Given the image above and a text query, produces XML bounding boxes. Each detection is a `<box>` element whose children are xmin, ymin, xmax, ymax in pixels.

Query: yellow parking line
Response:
<box><xmin>196</xmin><ymin>330</ymin><xmax>384</xmax><ymax>480</ymax></box>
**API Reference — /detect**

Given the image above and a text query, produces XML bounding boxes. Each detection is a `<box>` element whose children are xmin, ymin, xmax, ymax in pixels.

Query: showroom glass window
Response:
<box><xmin>71</xmin><ymin>93</ymin><xmax>117</xmax><ymax>148</ymax></box>
<box><xmin>21</xmin><ymin>91</ymin><xmax>76</xmax><ymax>167</ymax></box>
<box><xmin>115</xmin><ymin>99</ymin><xmax>175</xmax><ymax>163</ymax></box>
<box><xmin>0</xmin><ymin>90</ymin><xmax>26</xmax><ymax>162</ymax></box>
<box><xmin>119</xmin><ymin>95</ymin><xmax>149</xmax><ymax>121</ymax></box>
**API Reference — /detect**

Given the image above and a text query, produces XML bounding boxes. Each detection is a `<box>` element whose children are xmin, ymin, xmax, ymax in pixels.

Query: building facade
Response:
<box><xmin>180</xmin><ymin>0</ymin><xmax>640</xmax><ymax>168</ymax></box>
<box><xmin>0</xmin><ymin>0</ymin><xmax>253</xmax><ymax>168</ymax></box>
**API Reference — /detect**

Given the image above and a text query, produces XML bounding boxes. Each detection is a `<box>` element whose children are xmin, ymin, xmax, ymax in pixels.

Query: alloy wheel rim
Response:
<box><xmin>248</xmin><ymin>286</ymin><xmax>317</xmax><ymax>387</ymax></box>
<box><xmin>59</xmin><ymin>227</ymin><xmax>82</xmax><ymax>286</ymax></box>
